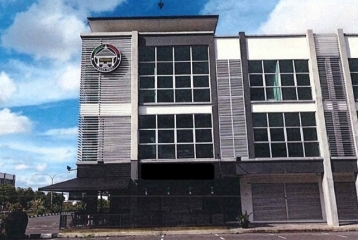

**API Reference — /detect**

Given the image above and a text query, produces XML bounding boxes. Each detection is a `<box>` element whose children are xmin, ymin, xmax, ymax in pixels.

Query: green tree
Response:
<box><xmin>0</xmin><ymin>184</ymin><xmax>17</xmax><ymax>211</ymax></box>
<box><xmin>16</xmin><ymin>187</ymin><xmax>34</xmax><ymax>210</ymax></box>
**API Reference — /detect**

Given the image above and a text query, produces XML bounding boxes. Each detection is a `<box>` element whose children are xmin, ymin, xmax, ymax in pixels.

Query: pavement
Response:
<box><xmin>56</xmin><ymin>222</ymin><xmax>358</xmax><ymax>238</ymax></box>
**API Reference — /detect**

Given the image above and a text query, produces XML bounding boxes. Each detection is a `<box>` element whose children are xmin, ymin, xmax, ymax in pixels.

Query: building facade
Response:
<box><xmin>41</xmin><ymin>16</ymin><xmax>358</xmax><ymax>227</ymax></box>
<box><xmin>0</xmin><ymin>173</ymin><xmax>15</xmax><ymax>186</ymax></box>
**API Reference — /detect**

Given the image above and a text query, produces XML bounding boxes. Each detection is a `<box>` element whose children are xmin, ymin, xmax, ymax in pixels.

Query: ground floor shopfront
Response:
<box><xmin>239</xmin><ymin>173</ymin><xmax>358</xmax><ymax>223</ymax></box>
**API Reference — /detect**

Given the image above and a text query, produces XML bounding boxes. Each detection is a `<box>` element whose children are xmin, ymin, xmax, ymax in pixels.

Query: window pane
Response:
<box><xmin>195</xmin><ymin>129</ymin><xmax>212</xmax><ymax>142</ymax></box>
<box><xmin>177</xmin><ymin>114</ymin><xmax>193</xmax><ymax>128</ymax></box>
<box><xmin>279</xmin><ymin>60</ymin><xmax>293</xmax><ymax>73</ymax></box>
<box><xmin>195</xmin><ymin>114</ymin><xmax>212</xmax><ymax>128</ymax></box>
<box><xmin>304</xmin><ymin>142</ymin><xmax>320</xmax><ymax>157</ymax></box>
<box><xmin>296</xmin><ymin>74</ymin><xmax>310</xmax><ymax>86</ymax></box>
<box><xmin>158</xmin><ymin>130</ymin><xmax>174</xmax><ymax>143</ymax></box>
<box><xmin>175</xmin><ymin>76</ymin><xmax>191</xmax><ymax>88</ymax></box>
<box><xmin>158</xmin><ymin>115</ymin><xmax>174</xmax><ymax>128</ymax></box>
<box><xmin>354</xmin><ymin>87</ymin><xmax>358</xmax><ymax>99</ymax></box>
<box><xmin>250</xmin><ymin>88</ymin><xmax>265</xmax><ymax>100</ymax></box>
<box><xmin>175</xmin><ymin>62</ymin><xmax>191</xmax><ymax>74</ymax></box>
<box><xmin>265</xmin><ymin>74</ymin><xmax>278</xmax><ymax>86</ymax></box>
<box><xmin>175</xmin><ymin>46</ymin><xmax>190</xmax><ymax>61</ymax></box>
<box><xmin>157</xmin><ymin>76</ymin><xmax>173</xmax><ymax>88</ymax></box>
<box><xmin>194</xmin><ymin>89</ymin><xmax>210</xmax><ymax>102</ymax></box>
<box><xmin>192</xmin><ymin>46</ymin><xmax>208</xmax><ymax>60</ymax></box>
<box><xmin>270</xmin><ymin>128</ymin><xmax>285</xmax><ymax>141</ymax></box>
<box><xmin>254</xmin><ymin>143</ymin><xmax>270</xmax><ymax>157</ymax></box>
<box><xmin>139</xmin><ymin>145</ymin><xmax>156</xmax><ymax>159</ymax></box>
<box><xmin>139</xmin><ymin>90</ymin><xmax>155</xmax><ymax>103</ymax></box>
<box><xmin>254</xmin><ymin>129</ymin><xmax>268</xmax><ymax>141</ymax></box>
<box><xmin>271</xmin><ymin>143</ymin><xmax>287</xmax><ymax>157</ymax></box>
<box><xmin>158</xmin><ymin>145</ymin><xmax>175</xmax><ymax>159</ymax></box>
<box><xmin>157</xmin><ymin>90</ymin><xmax>174</xmax><ymax>102</ymax></box>
<box><xmin>157</xmin><ymin>63</ymin><xmax>173</xmax><ymax>75</ymax></box>
<box><xmin>193</xmin><ymin>62</ymin><xmax>209</xmax><ymax>74</ymax></box>
<box><xmin>177</xmin><ymin>130</ymin><xmax>193</xmax><ymax>143</ymax></box>
<box><xmin>349</xmin><ymin>59</ymin><xmax>358</xmax><ymax>72</ymax></box>
<box><xmin>266</xmin><ymin>87</ymin><xmax>282</xmax><ymax>100</ymax></box>
<box><xmin>281</xmin><ymin>74</ymin><xmax>294</xmax><ymax>86</ymax></box>
<box><xmin>301</xmin><ymin>112</ymin><xmax>316</xmax><ymax>126</ymax></box>
<box><xmin>303</xmin><ymin>128</ymin><xmax>317</xmax><ymax>141</ymax></box>
<box><xmin>248</xmin><ymin>60</ymin><xmax>262</xmax><ymax>73</ymax></box>
<box><xmin>286</xmin><ymin>128</ymin><xmax>301</xmax><ymax>141</ymax></box>
<box><xmin>139</xmin><ymin>63</ymin><xmax>155</xmax><ymax>75</ymax></box>
<box><xmin>250</xmin><ymin>75</ymin><xmax>263</xmax><ymax>86</ymax></box>
<box><xmin>175</xmin><ymin>89</ymin><xmax>192</xmax><ymax>102</ymax></box>
<box><xmin>285</xmin><ymin>113</ymin><xmax>300</xmax><ymax>126</ymax></box>
<box><xmin>194</xmin><ymin>76</ymin><xmax>209</xmax><ymax>87</ymax></box>
<box><xmin>351</xmin><ymin>73</ymin><xmax>358</xmax><ymax>86</ymax></box>
<box><xmin>140</xmin><ymin>130</ymin><xmax>155</xmax><ymax>143</ymax></box>
<box><xmin>282</xmin><ymin>87</ymin><xmax>297</xmax><ymax>100</ymax></box>
<box><xmin>268</xmin><ymin>113</ymin><xmax>283</xmax><ymax>127</ymax></box>
<box><xmin>288</xmin><ymin>143</ymin><xmax>303</xmax><ymax>157</ymax></box>
<box><xmin>157</xmin><ymin>47</ymin><xmax>172</xmax><ymax>61</ymax></box>
<box><xmin>252</xmin><ymin>113</ymin><xmax>267</xmax><ymax>127</ymax></box>
<box><xmin>263</xmin><ymin>60</ymin><xmax>278</xmax><ymax>73</ymax></box>
<box><xmin>177</xmin><ymin>144</ymin><xmax>194</xmax><ymax>158</ymax></box>
<box><xmin>298</xmin><ymin>87</ymin><xmax>312</xmax><ymax>100</ymax></box>
<box><xmin>140</xmin><ymin>77</ymin><xmax>155</xmax><ymax>88</ymax></box>
<box><xmin>196</xmin><ymin>144</ymin><xmax>213</xmax><ymax>158</ymax></box>
<box><xmin>139</xmin><ymin>115</ymin><xmax>156</xmax><ymax>128</ymax></box>
<box><xmin>139</xmin><ymin>47</ymin><xmax>155</xmax><ymax>62</ymax></box>
<box><xmin>294</xmin><ymin>60</ymin><xmax>309</xmax><ymax>72</ymax></box>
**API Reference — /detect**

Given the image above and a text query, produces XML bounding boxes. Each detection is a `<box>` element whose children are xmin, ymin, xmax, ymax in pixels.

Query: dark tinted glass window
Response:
<box><xmin>279</xmin><ymin>60</ymin><xmax>293</xmax><ymax>73</ymax></box>
<box><xmin>248</xmin><ymin>61</ymin><xmax>262</xmax><ymax>73</ymax></box>
<box><xmin>177</xmin><ymin>115</ymin><xmax>193</xmax><ymax>128</ymax></box>
<box><xmin>158</xmin><ymin>115</ymin><xmax>174</xmax><ymax>128</ymax></box>
<box><xmin>139</xmin><ymin>47</ymin><xmax>155</xmax><ymax>61</ymax></box>
<box><xmin>195</xmin><ymin>114</ymin><xmax>212</xmax><ymax>128</ymax></box>
<box><xmin>157</xmin><ymin>76</ymin><xmax>173</xmax><ymax>88</ymax></box>
<box><xmin>192</xmin><ymin>46</ymin><xmax>208</xmax><ymax>60</ymax></box>
<box><xmin>253</xmin><ymin>113</ymin><xmax>267</xmax><ymax>127</ymax></box>
<box><xmin>139</xmin><ymin>115</ymin><xmax>156</xmax><ymax>128</ymax></box>
<box><xmin>157</xmin><ymin>47</ymin><xmax>172</xmax><ymax>61</ymax></box>
<box><xmin>175</xmin><ymin>46</ymin><xmax>190</xmax><ymax>61</ymax></box>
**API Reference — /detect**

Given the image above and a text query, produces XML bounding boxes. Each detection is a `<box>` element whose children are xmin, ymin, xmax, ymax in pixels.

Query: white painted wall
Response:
<box><xmin>346</xmin><ymin>36</ymin><xmax>358</xmax><ymax>58</ymax></box>
<box><xmin>247</xmin><ymin>37</ymin><xmax>309</xmax><ymax>60</ymax></box>
<box><xmin>215</xmin><ymin>38</ymin><xmax>241</xmax><ymax>60</ymax></box>
<box><xmin>251</xmin><ymin>102</ymin><xmax>316</xmax><ymax>112</ymax></box>
<box><xmin>139</xmin><ymin>105</ymin><xmax>212</xmax><ymax>115</ymax></box>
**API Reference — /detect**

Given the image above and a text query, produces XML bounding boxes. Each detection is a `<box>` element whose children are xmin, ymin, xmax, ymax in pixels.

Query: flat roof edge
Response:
<box><xmin>88</xmin><ymin>15</ymin><xmax>219</xmax><ymax>21</ymax></box>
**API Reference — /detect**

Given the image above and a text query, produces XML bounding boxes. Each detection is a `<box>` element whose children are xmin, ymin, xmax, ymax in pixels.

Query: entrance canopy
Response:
<box><xmin>38</xmin><ymin>177</ymin><xmax>129</xmax><ymax>192</ymax></box>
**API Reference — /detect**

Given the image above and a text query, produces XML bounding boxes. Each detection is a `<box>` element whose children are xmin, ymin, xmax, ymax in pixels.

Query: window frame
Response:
<box><xmin>139</xmin><ymin>46</ymin><xmax>211</xmax><ymax>104</ymax></box>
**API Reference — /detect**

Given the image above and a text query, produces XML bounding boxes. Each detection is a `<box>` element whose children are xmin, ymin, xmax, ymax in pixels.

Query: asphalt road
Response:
<box><xmin>62</xmin><ymin>232</ymin><xmax>358</xmax><ymax>239</ymax></box>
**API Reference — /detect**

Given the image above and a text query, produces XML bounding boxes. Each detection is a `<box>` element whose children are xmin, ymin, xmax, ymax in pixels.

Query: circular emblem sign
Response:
<box><xmin>91</xmin><ymin>44</ymin><xmax>121</xmax><ymax>73</ymax></box>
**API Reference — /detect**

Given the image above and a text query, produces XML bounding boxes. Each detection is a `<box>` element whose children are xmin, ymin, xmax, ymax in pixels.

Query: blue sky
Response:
<box><xmin>0</xmin><ymin>0</ymin><xmax>357</xmax><ymax>189</ymax></box>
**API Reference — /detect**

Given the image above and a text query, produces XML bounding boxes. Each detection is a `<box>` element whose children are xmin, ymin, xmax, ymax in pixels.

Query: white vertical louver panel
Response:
<box><xmin>314</xmin><ymin>34</ymin><xmax>356</xmax><ymax>157</ymax></box>
<box><xmin>217</xmin><ymin>59</ymin><xmax>248</xmax><ymax>159</ymax></box>
<box><xmin>98</xmin><ymin>116</ymin><xmax>131</xmax><ymax>162</ymax></box>
<box><xmin>79</xmin><ymin>36</ymin><xmax>132</xmax><ymax>162</ymax></box>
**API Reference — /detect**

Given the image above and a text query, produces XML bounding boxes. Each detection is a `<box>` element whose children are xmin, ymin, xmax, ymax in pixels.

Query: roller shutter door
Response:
<box><xmin>335</xmin><ymin>182</ymin><xmax>358</xmax><ymax>220</ymax></box>
<box><xmin>252</xmin><ymin>183</ymin><xmax>322</xmax><ymax>221</ymax></box>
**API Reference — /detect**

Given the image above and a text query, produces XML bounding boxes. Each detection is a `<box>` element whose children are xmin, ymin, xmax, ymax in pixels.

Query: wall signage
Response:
<box><xmin>91</xmin><ymin>44</ymin><xmax>121</xmax><ymax>73</ymax></box>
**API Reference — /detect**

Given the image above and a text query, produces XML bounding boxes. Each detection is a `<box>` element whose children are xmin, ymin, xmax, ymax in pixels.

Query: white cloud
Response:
<box><xmin>58</xmin><ymin>65</ymin><xmax>81</xmax><ymax>91</ymax></box>
<box><xmin>35</xmin><ymin>163</ymin><xmax>47</xmax><ymax>171</ymax></box>
<box><xmin>0</xmin><ymin>72</ymin><xmax>16</xmax><ymax>103</ymax></box>
<box><xmin>1</xmin><ymin>0</ymin><xmax>127</xmax><ymax>62</ymax></box>
<box><xmin>1</xmin><ymin>0</ymin><xmax>86</xmax><ymax>61</ymax></box>
<box><xmin>201</xmin><ymin>0</ymin><xmax>278</xmax><ymax>35</ymax></box>
<box><xmin>259</xmin><ymin>0</ymin><xmax>358</xmax><ymax>34</ymax></box>
<box><xmin>15</xmin><ymin>163</ymin><xmax>30</xmax><ymax>170</ymax></box>
<box><xmin>43</xmin><ymin>127</ymin><xmax>78</xmax><ymax>136</ymax></box>
<box><xmin>0</xmin><ymin>108</ymin><xmax>32</xmax><ymax>135</ymax></box>
<box><xmin>0</xmin><ymin>60</ymin><xmax>79</xmax><ymax>107</ymax></box>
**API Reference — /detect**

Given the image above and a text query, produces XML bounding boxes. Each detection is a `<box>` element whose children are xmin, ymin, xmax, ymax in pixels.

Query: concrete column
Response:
<box><xmin>306</xmin><ymin>30</ymin><xmax>339</xmax><ymax>226</ymax></box>
<box><xmin>240</xmin><ymin>176</ymin><xmax>253</xmax><ymax>221</ymax></box>
<box><xmin>131</xmin><ymin>31</ymin><xmax>139</xmax><ymax>180</ymax></box>
<box><xmin>336</xmin><ymin>29</ymin><xmax>358</xmax><ymax>204</ymax></box>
